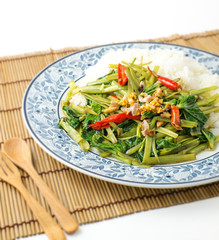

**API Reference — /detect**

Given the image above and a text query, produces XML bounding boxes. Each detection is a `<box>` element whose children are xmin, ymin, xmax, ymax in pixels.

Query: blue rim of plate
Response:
<box><xmin>22</xmin><ymin>42</ymin><xmax>219</xmax><ymax>188</ymax></box>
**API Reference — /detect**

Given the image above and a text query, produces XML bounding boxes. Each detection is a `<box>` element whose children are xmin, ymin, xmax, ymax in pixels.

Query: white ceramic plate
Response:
<box><xmin>22</xmin><ymin>42</ymin><xmax>219</xmax><ymax>188</ymax></box>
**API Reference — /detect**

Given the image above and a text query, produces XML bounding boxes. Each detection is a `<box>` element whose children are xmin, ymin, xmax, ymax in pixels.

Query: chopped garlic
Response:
<box><xmin>70</xmin><ymin>93</ymin><xmax>87</xmax><ymax>107</ymax></box>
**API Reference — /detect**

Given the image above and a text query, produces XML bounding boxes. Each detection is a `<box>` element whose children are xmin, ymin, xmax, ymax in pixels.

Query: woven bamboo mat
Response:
<box><xmin>0</xmin><ymin>30</ymin><xmax>219</xmax><ymax>240</ymax></box>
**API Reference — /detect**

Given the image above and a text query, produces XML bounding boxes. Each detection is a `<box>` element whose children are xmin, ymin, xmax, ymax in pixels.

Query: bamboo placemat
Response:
<box><xmin>0</xmin><ymin>30</ymin><xmax>219</xmax><ymax>240</ymax></box>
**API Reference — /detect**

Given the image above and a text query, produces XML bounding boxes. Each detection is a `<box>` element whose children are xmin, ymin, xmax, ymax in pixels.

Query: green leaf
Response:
<box><xmin>83</xmin><ymin>113</ymin><xmax>100</xmax><ymax>128</ymax></box>
<box><xmin>81</xmin><ymin>114</ymin><xmax>100</xmax><ymax>141</ymax></box>
<box><xmin>65</xmin><ymin>117</ymin><xmax>80</xmax><ymax>129</ymax></box>
<box><xmin>91</xmin><ymin>102</ymin><xmax>102</xmax><ymax>114</ymax></box>
<box><xmin>141</xmin><ymin>111</ymin><xmax>156</xmax><ymax>120</ymax></box>
<box><xmin>125</xmin><ymin>137</ymin><xmax>142</xmax><ymax>148</ymax></box>
<box><xmin>61</xmin><ymin>105</ymin><xmax>81</xmax><ymax>129</ymax></box>
<box><xmin>177</xmin><ymin>95</ymin><xmax>196</xmax><ymax>109</ymax></box>
<box><xmin>177</xmin><ymin>95</ymin><xmax>208</xmax><ymax>135</ymax></box>
<box><xmin>91</xmin><ymin>133</ymin><xmax>127</xmax><ymax>153</ymax></box>
<box><xmin>184</xmin><ymin>107</ymin><xmax>207</xmax><ymax>126</ymax></box>
<box><xmin>156</xmin><ymin>138</ymin><xmax>179</xmax><ymax>150</ymax></box>
<box><xmin>117</xmin><ymin>119</ymin><xmax>137</xmax><ymax>132</ymax></box>
<box><xmin>132</xmin><ymin>150</ymin><xmax>144</xmax><ymax>163</ymax></box>
<box><xmin>169</xmin><ymin>99</ymin><xmax>177</xmax><ymax>105</ymax></box>
<box><xmin>201</xmin><ymin>129</ymin><xmax>216</xmax><ymax>149</ymax></box>
<box><xmin>63</xmin><ymin>105</ymin><xmax>81</xmax><ymax>118</ymax></box>
<box><xmin>197</xmin><ymin>134</ymin><xmax>208</xmax><ymax>143</ymax></box>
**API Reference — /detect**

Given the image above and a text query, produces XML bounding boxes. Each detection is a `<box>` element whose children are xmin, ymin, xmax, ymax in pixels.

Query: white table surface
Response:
<box><xmin>1</xmin><ymin>1</ymin><xmax>218</xmax><ymax>240</ymax></box>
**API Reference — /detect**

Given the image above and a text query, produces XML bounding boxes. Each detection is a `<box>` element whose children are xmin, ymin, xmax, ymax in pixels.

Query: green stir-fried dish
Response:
<box><xmin>58</xmin><ymin>58</ymin><xmax>219</xmax><ymax>167</ymax></box>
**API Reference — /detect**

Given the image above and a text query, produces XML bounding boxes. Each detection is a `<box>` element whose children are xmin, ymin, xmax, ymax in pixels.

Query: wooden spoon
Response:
<box><xmin>3</xmin><ymin>138</ymin><xmax>78</xmax><ymax>233</ymax></box>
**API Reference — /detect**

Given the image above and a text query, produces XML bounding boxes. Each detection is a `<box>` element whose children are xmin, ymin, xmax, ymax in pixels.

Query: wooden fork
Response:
<box><xmin>0</xmin><ymin>151</ymin><xmax>65</xmax><ymax>240</ymax></box>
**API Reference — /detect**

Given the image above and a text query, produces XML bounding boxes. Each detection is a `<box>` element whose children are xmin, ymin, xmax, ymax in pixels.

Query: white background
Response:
<box><xmin>0</xmin><ymin>0</ymin><xmax>219</xmax><ymax>57</ymax></box>
<box><xmin>0</xmin><ymin>0</ymin><xmax>219</xmax><ymax>240</ymax></box>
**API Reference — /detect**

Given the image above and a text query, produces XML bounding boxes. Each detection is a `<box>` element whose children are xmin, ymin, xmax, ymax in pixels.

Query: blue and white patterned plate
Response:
<box><xmin>22</xmin><ymin>42</ymin><xmax>219</xmax><ymax>188</ymax></box>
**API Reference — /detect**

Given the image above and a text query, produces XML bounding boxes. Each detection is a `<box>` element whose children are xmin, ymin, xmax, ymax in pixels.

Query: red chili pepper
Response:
<box><xmin>88</xmin><ymin>112</ymin><xmax>141</xmax><ymax>130</ymax></box>
<box><xmin>118</xmin><ymin>63</ymin><xmax>128</xmax><ymax>86</ymax></box>
<box><xmin>147</xmin><ymin>66</ymin><xmax>181</xmax><ymax>91</ymax></box>
<box><xmin>111</xmin><ymin>95</ymin><xmax>119</xmax><ymax>99</ymax></box>
<box><xmin>171</xmin><ymin>105</ymin><xmax>183</xmax><ymax>130</ymax></box>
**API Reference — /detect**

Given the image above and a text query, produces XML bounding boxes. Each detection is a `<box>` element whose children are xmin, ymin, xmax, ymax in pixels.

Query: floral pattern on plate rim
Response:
<box><xmin>22</xmin><ymin>42</ymin><xmax>219</xmax><ymax>188</ymax></box>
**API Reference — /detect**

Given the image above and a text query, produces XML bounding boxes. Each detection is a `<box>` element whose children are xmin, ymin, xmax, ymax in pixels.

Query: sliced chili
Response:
<box><xmin>88</xmin><ymin>112</ymin><xmax>141</xmax><ymax>130</ymax></box>
<box><xmin>171</xmin><ymin>105</ymin><xmax>183</xmax><ymax>130</ymax></box>
<box><xmin>147</xmin><ymin>66</ymin><xmax>181</xmax><ymax>91</ymax></box>
<box><xmin>111</xmin><ymin>95</ymin><xmax>119</xmax><ymax>99</ymax></box>
<box><xmin>118</xmin><ymin>63</ymin><xmax>128</xmax><ymax>86</ymax></box>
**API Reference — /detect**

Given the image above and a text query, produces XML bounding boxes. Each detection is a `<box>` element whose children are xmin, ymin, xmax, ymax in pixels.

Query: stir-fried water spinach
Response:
<box><xmin>58</xmin><ymin>58</ymin><xmax>219</xmax><ymax>167</ymax></box>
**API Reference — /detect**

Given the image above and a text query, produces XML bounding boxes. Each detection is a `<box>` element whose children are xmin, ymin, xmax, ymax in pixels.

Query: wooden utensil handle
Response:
<box><xmin>27</xmin><ymin>165</ymin><xmax>78</xmax><ymax>233</ymax></box>
<box><xmin>16</xmin><ymin>180</ymin><xmax>65</xmax><ymax>240</ymax></box>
